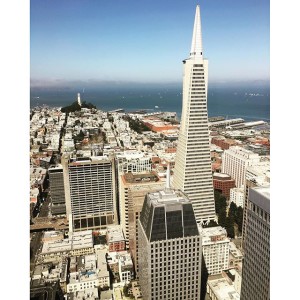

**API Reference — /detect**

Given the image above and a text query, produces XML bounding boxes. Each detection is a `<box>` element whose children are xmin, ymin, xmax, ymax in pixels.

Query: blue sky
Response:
<box><xmin>30</xmin><ymin>0</ymin><xmax>270</xmax><ymax>86</ymax></box>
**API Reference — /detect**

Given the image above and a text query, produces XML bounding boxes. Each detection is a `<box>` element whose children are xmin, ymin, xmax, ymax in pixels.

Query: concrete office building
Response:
<box><xmin>242</xmin><ymin>159</ymin><xmax>270</xmax><ymax>246</ymax></box>
<box><xmin>200</xmin><ymin>226</ymin><xmax>230</xmax><ymax>275</ymax></box>
<box><xmin>63</xmin><ymin>155</ymin><xmax>117</xmax><ymax>231</ymax></box>
<box><xmin>241</xmin><ymin>187</ymin><xmax>270</xmax><ymax>300</ymax></box>
<box><xmin>48</xmin><ymin>165</ymin><xmax>66</xmax><ymax>215</ymax></box>
<box><xmin>221</xmin><ymin>146</ymin><xmax>260</xmax><ymax>188</ymax></box>
<box><xmin>138</xmin><ymin>188</ymin><xmax>202</xmax><ymax>300</ymax></box>
<box><xmin>119</xmin><ymin>171</ymin><xmax>165</xmax><ymax>272</ymax></box>
<box><xmin>173</xmin><ymin>4</ymin><xmax>216</xmax><ymax>224</ymax></box>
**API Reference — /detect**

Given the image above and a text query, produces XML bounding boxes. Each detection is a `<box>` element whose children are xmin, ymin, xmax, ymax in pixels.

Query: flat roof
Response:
<box><xmin>106</xmin><ymin>225</ymin><xmax>125</xmax><ymax>243</ymax></box>
<box><xmin>123</xmin><ymin>171</ymin><xmax>160</xmax><ymax>184</ymax></box>
<box><xmin>199</xmin><ymin>226</ymin><xmax>230</xmax><ymax>245</ymax></box>
<box><xmin>208</xmin><ymin>277</ymin><xmax>240</xmax><ymax>299</ymax></box>
<box><xmin>42</xmin><ymin>230</ymin><xmax>93</xmax><ymax>254</ymax></box>
<box><xmin>249</xmin><ymin>186</ymin><xmax>270</xmax><ymax>213</ymax></box>
<box><xmin>148</xmin><ymin>189</ymin><xmax>190</xmax><ymax>207</ymax></box>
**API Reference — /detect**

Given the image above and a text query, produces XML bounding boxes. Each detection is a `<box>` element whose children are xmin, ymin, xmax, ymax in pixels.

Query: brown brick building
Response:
<box><xmin>213</xmin><ymin>173</ymin><xmax>236</xmax><ymax>198</ymax></box>
<box><xmin>211</xmin><ymin>137</ymin><xmax>237</xmax><ymax>150</ymax></box>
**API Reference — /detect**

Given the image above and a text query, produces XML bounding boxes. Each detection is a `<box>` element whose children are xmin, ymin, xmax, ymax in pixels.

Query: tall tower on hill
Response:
<box><xmin>173</xmin><ymin>5</ymin><xmax>216</xmax><ymax>224</ymax></box>
<box><xmin>77</xmin><ymin>93</ymin><xmax>81</xmax><ymax>106</ymax></box>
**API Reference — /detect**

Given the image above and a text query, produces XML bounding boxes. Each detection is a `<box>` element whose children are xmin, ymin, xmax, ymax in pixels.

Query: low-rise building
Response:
<box><xmin>100</xmin><ymin>290</ymin><xmax>114</xmax><ymax>300</ymax></box>
<box><xmin>32</xmin><ymin>258</ymin><xmax>68</xmax><ymax>293</ymax></box>
<box><xmin>107</xmin><ymin>251</ymin><xmax>134</xmax><ymax>284</ymax></box>
<box><xmin>200</xmin><ymin>226</ymin><xmax>230</xmax><ymax>275</ymax></box>
<box><xmin>68</xmin><ymin>288</ymin><xmax>99</xmax><ymax>300</ymax></box>
<box><xmin>106</xmin><ymin>225</ymin><xmax>126</xmax><ymax>252</ymax></box>
<box><xmin>207</xmin><ymin>275</ymin><xmax>240</xmax><ymax>300</ymax></box>
<box><xmin>211</xmin><ymin>136</ymin><xmax>237</xmax><ymax>150</ymax></box>
<box><xmin>40</xmin><ymin>230</ymin><xmax>94</xmax><ymax>259</ymax></box>
<box><xmin>228</xmin><ymin>242</ymin><xmax>243</xmax><ymax>269</ymax></box>
<box><xmin>213</xmin><ymin>173</ymin><xmax>236</xmax><ymax>199</ymax></box>
<box><xmin>67</xmin><ymin>253</ymin><xmax>110</xmax><ymax>293</ymax></box>
<box><xmin>222</xmin><ymin>268</ymin><xmax>242</xmax><ymax>295</ymax></box>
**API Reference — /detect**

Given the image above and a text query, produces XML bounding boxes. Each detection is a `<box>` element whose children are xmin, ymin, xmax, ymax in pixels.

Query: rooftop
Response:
<box><xmin>229</xmin><ymin>242</ymin><xmax>243</xmax><ymax>258</ymax></box>
<box><xmin>41</xmin><ymin>230</ymin><xmax>93</xmax><ymax>254</ymax></box>
<box><xmin>106</xmin><ymin>225</ymin><xmax>125</xmax><ymax>243</ymax></box>
<box><xmin>147</xmin><ymin>189</ymin><xmax>190</xmax><ymax>207</ymax></box>
<box><xmin>213</xmin><ymin>173</ymin><xmax>232</xmax><ymax>180</ymax></box>
<box><xmin>199</xmin><ymin>226</ymin><xmax>230</xmax><ymax>244</ymax></box>
<box><xmin>123</xmin><ymin>171</ymin><xmax>160</xmax><ymax>184</ymax></box>
<box><xmin>68</xmin><ymin>155</ymin><xmax>110</xmax><ymax>166</ymax></box>
<box><xmin>208</xmin><ymin>277</ymin><xmax>240</xmax><ymax>300</ymax></box>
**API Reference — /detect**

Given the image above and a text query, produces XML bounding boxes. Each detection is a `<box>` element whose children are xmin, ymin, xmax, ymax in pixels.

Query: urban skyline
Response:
<box><xmin>26</xmin><ymin>2</ymin><xmax>271</xmax><ymax>300</ymax></box>
<box><xmin>30</xmin><ymin>0</ymin><xmax>270</xmax><ymax>86</ymax></box>
<box><xmin>2</xmin><ymin>0</ymin><xmax>300</xmax><ymax>299</ymax></box>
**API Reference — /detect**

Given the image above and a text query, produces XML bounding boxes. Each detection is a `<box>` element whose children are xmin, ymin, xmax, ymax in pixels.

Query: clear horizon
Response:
<box><xmin>30</xmin><ymin>0</ymin><xmax>270</xmax><ymax>85</ymax></box>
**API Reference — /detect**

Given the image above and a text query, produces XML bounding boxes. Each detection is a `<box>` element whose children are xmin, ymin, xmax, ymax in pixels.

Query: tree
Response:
<box><xmin>74</xmin><ymin>119</ymin><xmax>81</xmax><ymax>126</ymax></box>
<box><xmin>218</xmin><ymin>208</ymin><xmax>227</xmax><ymax>228</ymax></box>
<box><xmin>225</xmin><ymin>214</ymin><xmax>235</xmax><ymax>238</ymax></box>
<box><xmin>74</xmin><ymin>130</ymin><xmax>85</xmax><ymax>142</ymax></box>
<box><xmin>214</xmin><ymin>190</ymin><xmax>226</xmax><ymax>214</ymax></box>
<box><xmin>235</xmin><ymin>206</ymin><xmax>243</xmax><ymax>232</ymax></box>
<box><xmin>229</xmin><ymin>202</ymin><xmax>237</xmax><ymax>219</ymax></box>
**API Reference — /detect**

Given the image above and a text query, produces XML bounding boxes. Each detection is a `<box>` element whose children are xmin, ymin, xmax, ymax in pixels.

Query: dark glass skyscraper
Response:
<box><xmin>138</xmin><ymin>188</ymin><xmax>202</xmax><ymax>299</ymax></box>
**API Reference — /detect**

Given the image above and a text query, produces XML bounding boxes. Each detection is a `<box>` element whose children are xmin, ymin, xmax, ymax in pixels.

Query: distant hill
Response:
<box><xmin>61</xmin><ymin>101</ymin><xmax>96</xmax><ymax>113</ymax></box>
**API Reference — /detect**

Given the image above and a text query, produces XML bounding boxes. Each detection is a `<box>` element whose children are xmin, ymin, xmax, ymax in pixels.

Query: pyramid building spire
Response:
<box><xmin>173</xmin><ymin>4</ymin><xmax>216</xmax><ymax>224</ymax></box>
<box><xmin>190</xmin><ymin>5</ymin><xmax>203</xmax><ymax>59</ymax></box>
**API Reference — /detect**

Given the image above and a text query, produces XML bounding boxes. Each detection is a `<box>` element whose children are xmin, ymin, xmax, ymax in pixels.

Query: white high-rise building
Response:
<box><xmin>221</xmin><ymin>146</ymin><xmax>260</xmax><ymax>188</ymax></box>
<box><xmin>199</xmin><ymin>226</ymin><xmax>230</xmax><ymax>275</ymax></box>
<box><xmin>230</xmin><ymin>187</ymin><xmax>245</xmax><ymax>208</ymax></box>
<box><xmin>173</xmin><ymin>5</ymin><xmax>216</xmax><ymax>224</ymax></box>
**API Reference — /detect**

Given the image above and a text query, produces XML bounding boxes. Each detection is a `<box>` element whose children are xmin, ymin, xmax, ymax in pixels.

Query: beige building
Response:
<box><xmin>119</xmin><ymin>171</ymin><xmax>165</xmax><ymax>272</ymax></box>
<box><xmin>200</xmin><ymin>226</ymin><xmax>230</xmax><ymax>275</ymax></box>
<box><xmin>62</xmin><ymin>155</ymin><xmax>117</xmax><ymax>231</ymax></box>
<box><xmin>40</xmin><ymin>230</ymin><xmax>94</xmax><ymax>259</ymax></box>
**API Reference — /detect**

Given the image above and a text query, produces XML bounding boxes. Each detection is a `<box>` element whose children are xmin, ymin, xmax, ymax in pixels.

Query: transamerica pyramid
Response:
<box><xmin>173</xmin><ymin>5</ymin><xmax>216</xmax><ymax>224</ymax></box>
